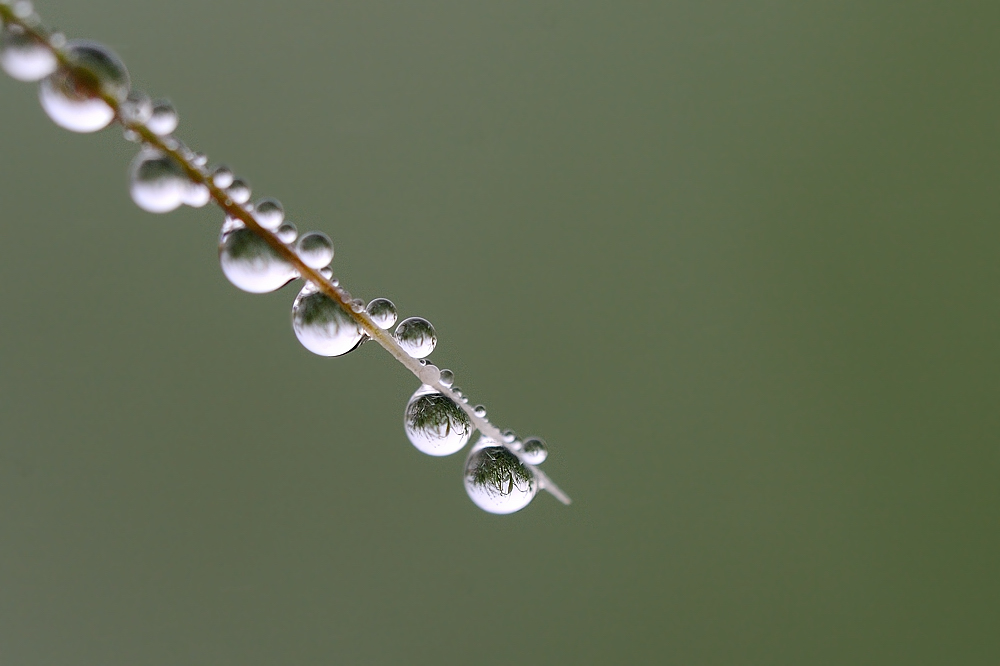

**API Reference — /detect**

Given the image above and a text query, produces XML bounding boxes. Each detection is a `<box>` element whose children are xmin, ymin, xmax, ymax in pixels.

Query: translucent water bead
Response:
<box><xmin>291</xmin><ymin>282</ymin><xmax>363</xmax><ymax>356</ymax></box>
<box><xmin>276</xmin><ymin>221</ymin><xmax>298</xmax><ymax>243</ymax></box>
<box><xmin>0</xmin><ymin>24</ymin><xmax>56</xmax><ymax>80</ymax></box>
<box><xmin>521</xmin><ymin>437</ymin><xmax>548</xmax><ymax>464</ymax></box>
<box><xmin>129</xmin><ymin>148</ymin><xmax>207</xmax><ymax>213</ymax></box>
<box><xmin>227</xmin><ymin>178</ymin><xmax>251</xmax><ymax>204</ymax></box>
<box><xmin>439</xmin><ymin>369</ymin><xmax>454</xmax><ymax>387</ymax></box>
<box><xmin>39</xmin><ymin>40</ymin><xmax>130</xmax><ymax>132</ymax></box>
<box><xmin>394</xmin><ymin>317</ymin><xmax>436</xmax><ymax>358</ymax></box>
<box><xmin>146</xmin><ymin>99</ymin><xmax>178</xmax><ymax>135</ymax></box>
<box><xmin>253</xmin><ymin>198</ymin><xmax>284</xmax><ymax>230</ymax></box>
<box><xmin>366</xmin><ymin>298</ymin><xmax>397</xmax><ymax>329</ymax></box>
<box><xmin>404</xmin><ymin>384</ymin><xmax>473</xmax><ymax>456</ymax></box>
<box><xmin>296</xmin><ymin>231</ymin><xmax>334</xmax><ymax>269</ymax></box>
<box><xmin>219</xmin><ymin>221</ymin><xmax>297</xmax><ymax>293</ymax></box>
<box><xmin>464</xmin><ymin>438</ymin><xmax>537</xmax><ymax>514</ymax></box>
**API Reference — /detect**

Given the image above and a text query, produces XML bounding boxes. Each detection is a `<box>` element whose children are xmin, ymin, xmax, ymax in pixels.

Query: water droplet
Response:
<box><xmin>417</xmin><ymin>363</ymin><xmax>440</xmax><ymax>385</ymax></box>
<box><xmin>227</xmin><ymin>178</ymin><xmax>251</xmax><ymax>204</ymax></box>
<box><xmin>39</xmin><ymin>40</ymin><xmax>130</xmax><ymax>133</ymax></box>
<box><xmin>350</xmin><ymin>298</ymin><xmax>365</xmax><ymax>313</ymax></box>
<box><xmin>211</xmin><ymin>165</ymin><xmax>234</xmax><ymax>189</ymax></box>
<box><xmin>119</xmin><ymin>90</ymin><xmax>152</xmax><ymax>125</ymax></box>
<box><xmin>291</xmin><ymin>282</ymin><xmax>364</xmax><ymax>356</ymax></box>
<box><xmin>473</xmin><ymin>405</ymin><xmax>487</xmax><ymax>418</ymax></box>
<box><xmin>12</xmin><ymin>2</ymin><xmax>33</xmax><ymax>19</ymax></box>
<box><xmin>182</xmin><ymin>182</ymin><xmax>210</xmax><ymax>207</ymax></box>
<box><xmin>0</xmin><ymin>24</ymin><xmax>57</xmax><ymax>81</ymax></box>
<box><xmin>296</xmin><ymin>231</ymin><xmax>334</xmax><ymax>269</ymax></box>
<box><xmin>394</xmin><ymin>317</ymin><xmax>436</xmax><ymax>358</ymax></box>
<box><xmin>192</xmin><ymin>152</ymin><xmax>208</xmax><ymax>167</ymax></box>
<box><xmin>276</xmin><ymin>221</ymin><xmax>298</xmax><ymax>243</ymax></box>
<box><xmin>219</xmin><ymin>224</ymin><xmax>297</xmax><ymax>293</ymax></box>
<box><xmin>366</xmin><ymin>298</ymin><xmax>397</xmax><ymax>329</ymax></box>
<box><xmin>439</xmin><ymin>369</ymin><xmax>454</xmax><ymax>387</ymax></box>
<box><xmin>404</xmin><ymin>385</ymin><xmax>473</xmax><ymax>456</ymax></box>
<box><xmin>464</xmin><ymin>438</ymin><xmax>537</xmax><ymax>514</ymax></box>
<box><xmin>501</xmin><ymin>429</ymin><xmax>517</xmax><ymax>444</ymax></box>
<box><xmin>319</xmin><ymin>267</ymin><xmax>334</xmax><ymax>280</ymax></box>
<box><xmin>521</xmin><ymin>437</ymin><xmax>548</xmax><ymax>464</ymax></box>
<box><xmin>147</xmin><ymin>98</ymin><xmax>177</xmax><ymax>135</ymax></box>
<box><xmin>253</xmin><ymin>198</ymin><xmax>284</xmax><ymax>230</ymax></box>
<box><xmin>129</xmin><ymin>148</ymin><xmax>189</xmax><ymax>213</ymax></box>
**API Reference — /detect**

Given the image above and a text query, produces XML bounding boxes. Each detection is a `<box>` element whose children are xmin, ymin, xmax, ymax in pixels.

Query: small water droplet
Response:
<box><xmin>350</xmin><ymin>298</ymin><xmax>365</xmax><ymax>313</ymax></box>
<box><xmin>12</xmin><ymin>2</ymin><xmax>34</xmax><ymax>19</ymax></box>
<box><xmin>365</xmin><ymin>298</ymin><xmax>397</xmax><ymax>329</ymax></box>
<box><xmin>227</xmin><ymin>178</ymin><xmax>251</xmax><ymax>204</ymax></box>
<box><xmin>119</xmin><ymin>90</ymin><xmax>152</xmax><ymax>125</ymax></box>
<box><xmin>182</xmin><ymin>181</ymin><xmax>210</xmax><ymax>207</ymax></box>
<box><xmin>394</xmin><ymin>317</ymin><xmax>436</xmax><ymax>358</ymax></box>
<box><xmin>501</xmin><ymin>429</ymin><xmax>516</xmax><ymax>444</ymax></box>
<box><xmin>0</xmin><ymin>23</ymin><xmax>56</xmax><ymax>81</ymax></box>
<box><xmin>276</xmin><ymin>221</ymin><xmax>298</xmax><ymax>243</ymax></box>
<box><xmin>439</xmin><ymin>369</ymin><xmax>454</xmax><ymax>387</ymax></box>
<box><xmin>192</xmin><ymin>152</ymin><xmax>208</xmax><ymax>167</ymax></box>
<box><xmin>473</xmin><ymin>405</ymin><xmax>487</xmax><ymax>418</ymax></box>
<box><xmin>48</xmin><ymin>32</ymin><xmax>66</xmax><ymax>49</ymax></box>
<box><xmin>464</xmin><ymin>438</ymin><xmax>537</xmax><ymax>514</ymax></box>
<box><xmin>521</xmin><ymin>437</ymin><xmax>548</xmax><ymax>464</ymax></box>
<box><xmin>404</xmin><ymin>384</ymin><xmax>473</xmax><ymax>456</ymax></box>
<box><xmin>253</xmin><ymin>198</ymin><xmax>284</xmax><ymax>230</ymax></box>
<box><xmin>147</xmin><ymin>98</ymin><xmax>178</xmax><ymax>135</ymax></box>
<box><xmin>319</xmin><ymin>267</ymin><xmax>334</xmax><ymax>280</ymax></box>
<box><xmin>39</xmin><ymin>40</ymin><xmax>129</xmax><ymax>132</ymax></box>
<box><xmin>129</xmin><ymin>148</ymin><xmax>189</xmax><ymax>213</ymax></box>
<box><xmin>291</xmin><ymin>282</ymin><xmax>364</xmax><ymax>356</ymax></box>
<box><xmin>211</xmin><ymin>165</ymin><xmax>234</xmax><ymax>189</ymax></box>
<box><xmin>296</xmin><ymin>231</ymin><xmax>334</xmax><ymax>269</ymax></box>
<box><xmin>219</xmin><ymin>223</ymin><xmax>297</xmax><ymax>293</ymax></box>
<box><xmin>417</xmin><ymin>363</ymin><xmax>440</xmax><ymax>385</ymax></box>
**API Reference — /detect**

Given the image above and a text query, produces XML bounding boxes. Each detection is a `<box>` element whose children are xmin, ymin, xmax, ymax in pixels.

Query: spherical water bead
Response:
<box><xmin>39</xmin><ymin>40</ymin><xmax>130</xmax><ymax>133</ymax></box>
<box><xmin>119</xmin><ymin>90</ymin><xmax>152</xmax><ymax>125</ymax></box>
<box><xmin>350</xmin><ymin>298</ymin><xmax>365</xmax><ymax>313</ymax></box>
<box><xmin>276</xmin><ymin>221</ymin><xmax>298</xmax><ymax>243</ymax></box>
<box><xmin>473</xmin><ymin>405</ymin><xmax>487</xmax><ymax>418</ymax></box>
<box><xmin>0</xmin><ymin>24</ymin><xmax>56</xmax><ymax>81</ymax></box>
<box><xmin>227</xmin><ymin>178</ymin><xmax>251</xmax><ymax>204</ymax></box>
<box><xmin>147</xmin><ymin>99</ymin><xmax>178</xmax><ymax>135</ymax></box>
<box><xmin>219</xmin><ymin>224</ymin><xmax>297</xmax><ymax>293</ymax></box>
<box><xmin>320</xmin><ymin>267</ymin><xmax>334</xmax><ymax>280</ymax></box>
<box><xmin>439</xmin><ymin>369</ymin><xmax>455</xmax><ymax>387</ymax></box>
<box><xmin>253</xmin><ymin>198</ymin><xmax>284</xmax><ymax>230</ymax></box>
<box><xmin>501</xmin><ymin>429</ymin><xmax>517</xmax><ymax>444</ymax></box>
<box><xmin>129</xmin><ymin>149</ymin><xmax>190</xmax><ymax>213</ymax></box>
<box><xmin>291</xmin><ymin>282</ymin><xmax>364</xmax><ymax>356</ymax></box>
<box><xmin>404</xmin><ymin>384</ymin><xmax>473</xmax><ymax>456</ymax></box>
<box><xmin>464</xmin><ymin>438</ymin><xmax>537</xmax><ymax>514</ymax></box>
<box><xmin>192</xmin><ymin>152</ymin><xmax>208</xmax><ymax>167</ymax></box>
<box><xmin>521</xmin><ymin>437</ymin><xmax>548</xmax><ymax>465</ymax></box>
<box><xmin>394</xmin><ymin>317</ymin><xmax>436</xmax><ymax>358</ymax></box>
<box><xmin>417</xmin><ymin>363</ymin><xmax>441</xmax><ymax>386</ymax></box>
<box><xmin>365</xmin><ymin>298</ymin><xmax>397</xmax><ymax>329</ymax></box>
<box><xmin>211</xmin><ymin>165</ymin><xmax>234</xmax><ymax>189</ymax></box>
<box><xmin>182</xmin><ymin>182</ymin><xmax>210</xmax><ymax>208</ymax></box>
<box><xmin>295</xmin><ymin>231</ymin><xmax>335</xmax><ymax>269</ymax></box>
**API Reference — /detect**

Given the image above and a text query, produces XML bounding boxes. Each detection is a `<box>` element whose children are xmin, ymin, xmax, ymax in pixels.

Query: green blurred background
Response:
<box><xmin>1</xmin><ymin>1</ymin><xmax>998</xmax><ymax>664</ymax></box>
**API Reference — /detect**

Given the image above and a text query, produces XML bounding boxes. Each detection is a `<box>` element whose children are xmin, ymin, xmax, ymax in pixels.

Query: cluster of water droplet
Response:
<box><xmin>0</xmin><ymin>1</ymin><xmax>560</xmax><ymax>515</ymax></box>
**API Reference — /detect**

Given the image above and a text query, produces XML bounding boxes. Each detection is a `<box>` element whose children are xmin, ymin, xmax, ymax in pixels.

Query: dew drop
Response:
<box><xmin>417</xmin><ymin>363</ymin><xmax>440</xmax><ymax>385</ymax></box>
<box><xmin>464</xmin><ymin>438</ymin><xmax>537</xmax><ymax>514</ymax></box>
<box><xmin>319</xmin><ymin>267</ymin><xmax>334</xmax><ymax>280</ymax></box>
<box><xmin>473</xmin><ymin>405</ymin><xmax>487</xmax><ymax>418</ymax></box>
<box><xmin>366</xmin><ymin>298</ymin><xmax>397</xmax><ymax>329</ymax></box>
<box><xmin>211</xmin><ymin>165</ymin><xmax>234</xmax><ymax>189</ymax></box>
<box><xmin>219</xmin><ymin>224</ymin><xmax>297</xmax><ymax>293</ymax></box>
<box><xmin>439</xmin><ymin>368</ymin><xmax>454</xmax><ymax>387</ymax></box>
<box><xmin>394</xmin><ymin>317</ymin><xmax>436</xmax><ymax>358</ymax></box>
<box><xmin>501</xmin><ymin>429</ymin><xmax>517</xmax><ymax>444</ymax></box>
<box><xmin>350</xmin><ymin>298</ymin><xmax>365</xmax><ymax>313</ymax></box>
<box><xmin>253</xmin><ymin>198</ymin><xmax>284</xmax><ymax>230</ymax></box>
<box><xmin>296</xmin><ymin>231</ymin><xmax>334</xmax><ymax>269</ymax></box>
<box><xmin>129</xmin><ymin>148</ymin><xmax>188</xmax><ymax>213</ymax></box>
<box><xmin>181</xmin><ymin>181</ymin><xmax>210</xmax><ymax>208</ymax></box>
<box><xmin>521</xmin><ymin>437</ymin><xmax>548</xmax><ymax>464</ymax></box>
<box><xmin>276</xmin><ymin>221</ymin><xmax>298</xmax><ymax>243</ymax></box>
<box><xmin>291</xmin><ymin>282</ymin><xmax>364</xmax><ymax>356</ymax></box>
<box><xmin>39</xmin><ymin>40</ymin><xmax>129</xmax><ymax>133</ymax></box>
<box><xmin>404</xmin><ymin>384</ymin><xmax>473</xmax><ymax>456</ymax></box>
<box><xmin>119</xmin><ymin>90</ymin><xmax>152</xmax><ymax>125</ymax></box>
<box><xmin>227</xmin><ymin>178</ymin><xmax>251</xmax><ymax>204</ymax></box>
<box><xmin>147</xmin><ymin>98</ymin><xmax>178</xmax><ymax>135</ymax></box>
<box><xmin>0</xmin><ymin>23</ymin><xmax>57</xmax><ymax>81</ymax></box>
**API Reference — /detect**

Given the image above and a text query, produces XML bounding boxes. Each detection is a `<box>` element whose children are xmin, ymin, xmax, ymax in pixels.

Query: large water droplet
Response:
<box><xmin>219</xmin><ymin>223</ymin><xmax>297</xmax><ymax>293</ymax></box>
<box><xmin>0</xmin><ymin>24</ymin><xmax>56</xmax><ymax>81</ymax></box>
<box><xmin>366</xmin><ymin>298</ymin><xmax>397</xmax><ymax>329</ymax></box>
<box><xmin>146</xmin><ymin>98</ymin><xmax>178</xmax><ymax>135</ymax></box>
<box><xmin>439</xmin><ymin>369</ymin><xmax>454</xmax><ymax>387</ymax></box>
<box><xmin>129</xmin><ymin>148</ymin><xmax>189</xmax><ymax>213</ymax></box>
<box><xmin>253</xmin><ymin>198</ymin><xmax>284</xmax><ymax>230</ymax></box>
<box><xmin>521</xmin><ymin>437</ymin><xmax>548</xmax><ymax>464</ymax></box>
<box><xmin>291</xmin><ymin>282</ymin><xmax>364</xmax><ymax>356</ymax></box>
<box><xmin>464</xmin><ymin>438</ymin><xmax>537</xmax><ymax>514</ymax></box>
<box><xmin>38</xmin><ymin>40</ymin><xmax>129</xmax><ymax>132</ymax></box>
<box><xmin>404</xmin><ymin>384</ymin><xmax>473</xmax><ymax>456</ymax></box>
<box><xmin>296</xmin><ymin>231</ymin><xmax>334</xmax><ymax>269</ymax></box>
<box><xmin>394</xmin><ymin>317</ymin><xmax>436</xmax><ymax>358</ymax></box>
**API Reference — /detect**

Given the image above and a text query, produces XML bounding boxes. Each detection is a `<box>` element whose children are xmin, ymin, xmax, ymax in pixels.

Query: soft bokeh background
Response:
<box><xmin>1</xmin><ymin>1</ymin><xmax>998</xmax><ymax>664</ymax></box>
